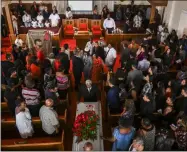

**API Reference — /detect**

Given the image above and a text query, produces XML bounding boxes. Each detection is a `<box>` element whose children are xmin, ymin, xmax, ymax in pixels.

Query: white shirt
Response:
<box><xmin>32</xmin><ymin>20</ymin><xmax>38</xmax><ymax>28</ymax></box>
<box><xmin>37</xmin><ymin>15</ymin><xmax>44</xmax><ymax>23</ymax></box>
<box><xmin>49</xmin><ymin>13</ymin><xmax>60</xmax><ymax>27</ymax></box>
<box><xmin>15</xmin><ymin>38</ymin><xmax>23</xmax><ymax>47</ymax></box>
<box><xmin>12</xmin><ymin>15</ymin><xmax>18</xmax><ymax>25</ymax></box>
<box><xmin>104</xmin><ymin>47</ymin><xmax>117</xmax><ymax>66</ymax></box>
<box><xmin>39</xmin><ymin>105</ymin><xmax>59</xmax><ymax>134</ymax></box>
<box><xmin>103</xmin><ymin>18</ymin><xmax>116</xmax><ymax>29</ymax></box>
<box><xmin>65</xmin><ymin>11</ymin><xmax>73</xmax><ymax>19</ymax></box>
<box><xmin>160</xmin><ymin>31</ymin><xmax>169</xmax><ymax>43</ymax></box>
<box><xmin>45</xmin><ymin>22</ymin><xmax>50</xmax><ymax>28</ymax></box>
<box><xmin>16</xmin><ymin>108</ymin><xmax>34</xmax><ymax>139</ymax></box>
<box><xmin>85</xmin><ymin>41</ymin><xmax>93</xmax><ymax>55</ymax></box>
<box><xmin>22</xmin><ymin>14</ymin><xmax>31</xmax><ymax>23</ymax></box>
<box><xmin>133</xmin><ymin>15</ymin><xmax>142</xmax><ymax>28</ymax></box>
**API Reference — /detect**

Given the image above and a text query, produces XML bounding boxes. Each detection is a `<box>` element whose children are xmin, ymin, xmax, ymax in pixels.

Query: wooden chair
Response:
<box><xmin>78</xmin><ymin>18</ymin><xmax>89</xmax><ymax>32</ymax></box>
<box><xmin>91</xmin><ymin>20</ymin><xmax>102</xmax><ymax>37</ymax></box>
<box><xmin>63</xmin><ymin>19</ymin><xmax>75</xmax><ymax>38</ymax></box>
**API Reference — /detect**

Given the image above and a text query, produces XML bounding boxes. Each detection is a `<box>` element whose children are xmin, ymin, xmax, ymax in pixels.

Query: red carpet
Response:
<box><xmin>60</xmin><ymin>39</ymin><xmax>76</xmax><ymax>51</ymax></box>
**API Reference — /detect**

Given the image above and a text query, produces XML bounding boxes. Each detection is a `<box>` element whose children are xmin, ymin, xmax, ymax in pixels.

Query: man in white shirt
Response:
<box><xmin>133</xmin><ymin>11</ymin><xmax>142</xmax><ymax>28</ymax></box>
<box><xmin>49</xmin><ymin>10</ymin><xmax>60</xmax><ymax>27</ymax></box>
<box><xmin>104</xmin><ymin>43</ymin><xmax>117</xmax><ymax>70</ymax></box>
<box><xmin>22</xmin><ymin>11</ymin><xmax>32</xmax><ymax>27</ymax></box>
<box><xmin>36</xmin><ymin>12</ymin><xmax>44</xmax><ymax>28</ymax></box>
<box><xmin>39</xmin><ymin>99</ymin><xmax>60</xmax><ymax>135</ymax></box>
<box><xmin>103</xmin><ymin>14</ymin><xmax>116</xmax><ymax>34</ymax></box>
<box><xmin>15</xmin><ymin>35</ymin><xmax>24</xmax><ymax>47</ymax></box>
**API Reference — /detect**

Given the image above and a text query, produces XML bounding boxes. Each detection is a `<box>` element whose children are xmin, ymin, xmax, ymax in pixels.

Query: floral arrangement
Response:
<box><xmin>73</xmin><ymin>110</ymin><xmax>99</xmax><ymax>142</ymax></box>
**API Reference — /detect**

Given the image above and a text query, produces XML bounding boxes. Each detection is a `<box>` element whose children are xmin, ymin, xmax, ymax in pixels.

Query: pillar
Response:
<box><xmin>150</xmin><ymin>5</ymin><xmax>156</xmax><ymax>24</ymax></box>
<box><xmin>5</xmin><ymin>4</ymin><xmax>14</xmax><ymax>34</ymax></box>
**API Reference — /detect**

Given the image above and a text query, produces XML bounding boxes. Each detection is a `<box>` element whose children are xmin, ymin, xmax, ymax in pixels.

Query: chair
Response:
<box><xmin>78</xmin><ymin>18</ymin><xmax>89</xmax><ymax>31</ymax></box>
<box><xmin>91</xmin><ymin>20</ymin><xmax>102</xmax><ymax>37</ymax></box>
<box><xmin>63</xmin><ymin>19</ymin><xmax>74</xmax><ymax>37</ymax></box>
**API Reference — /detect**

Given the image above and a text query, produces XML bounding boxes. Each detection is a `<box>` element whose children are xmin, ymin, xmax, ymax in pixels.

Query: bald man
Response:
<box><xmin>39</xmin><ymin>99</ymin><xmax>60</xmax><ymax>135</ymax></box>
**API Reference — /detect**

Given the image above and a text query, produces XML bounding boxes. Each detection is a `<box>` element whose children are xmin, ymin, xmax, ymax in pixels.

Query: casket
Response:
<box><xmin>72</xmin><ymin>102</ymin><xmax>104</xmax><ymax>151</ymax></box>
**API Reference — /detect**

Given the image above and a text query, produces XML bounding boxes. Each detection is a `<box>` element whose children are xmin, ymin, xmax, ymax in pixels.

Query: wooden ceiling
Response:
<box><xmin>148</xmin><ymin>0</ymin><xmax>168</xmax><ymax>6</ymax></box>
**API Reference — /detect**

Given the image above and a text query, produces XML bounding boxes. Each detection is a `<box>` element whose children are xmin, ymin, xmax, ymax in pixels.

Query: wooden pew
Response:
<box><xmin>1</xmin><ymin>110</ymin><xmax>67</xmax><ymax>151</ymax></box>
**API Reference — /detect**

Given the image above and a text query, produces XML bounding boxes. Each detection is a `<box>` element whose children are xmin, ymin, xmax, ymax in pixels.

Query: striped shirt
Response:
<box><xmin>22</xmin><ymin>87</ymin><xmax>40</xmax><ymax>105</ymax></box>
<box><xmin>56</xmin><ymin>75</ymin><xmax>69</xmax><ymax>90</ymax></box>
<box><xmin>39</xmin><ymin>105</ymin><xmax>59</xmax><ymax>134</ymax></box>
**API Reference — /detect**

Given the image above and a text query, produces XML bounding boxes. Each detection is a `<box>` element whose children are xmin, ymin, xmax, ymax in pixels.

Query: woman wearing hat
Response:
<box><xmin>83</xmin><ymin>47</ymin><xmax>93</xmax><ymax>80</ymax></box>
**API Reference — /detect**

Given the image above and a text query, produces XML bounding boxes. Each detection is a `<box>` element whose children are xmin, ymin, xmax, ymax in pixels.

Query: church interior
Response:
<box><xmin>1</xmin><ymin>0</ymin><xmax>187</xmax><ymax>151</ymax></box>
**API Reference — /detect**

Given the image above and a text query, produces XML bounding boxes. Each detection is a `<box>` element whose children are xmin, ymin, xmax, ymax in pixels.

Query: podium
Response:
<box><xmin>74</xmin><ymin>31</ymin><xmax>92</xmax><ymax>50</ymax></box>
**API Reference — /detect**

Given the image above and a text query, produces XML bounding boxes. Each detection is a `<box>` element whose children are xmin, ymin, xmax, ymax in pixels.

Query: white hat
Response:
<box><xmin>84</xmin><ymin>47</ymin><xmax>90</xmax><ymax>52</ymax></box>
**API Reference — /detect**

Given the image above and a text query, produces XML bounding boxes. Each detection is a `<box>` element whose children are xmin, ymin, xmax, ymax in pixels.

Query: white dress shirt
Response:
<box><xmin>103</xmin><ymin>18</ymin><xmax>116</xmax><ymax>29</ymax></box>
<box><xmin>133</xmin><ymin>15</ymin><xmax>142</xmax><ymax>28</ymax></box>
<box><xmin>15</xmin><ymin>38</ymin><xmax>23</xmax><ymax>47</ymax></box>
<box><xmin>37</xmin><ymin>15</ymin><xmax>44</xmax><ymax>23</ymax></box>
<box><xmin>65</xmin><ymin>11</ymin><xmax>73</xmax><ymax>19</ymax></box>
<box><xmin>45</xmin><ymin>22</ymin><xmax>50</xmax><ymax>28</ymax></box>
<box><xmin>49</xmin><ymin>13</ymin><xmax>60</xmax><ymax>27</ymax></box>
<box><xmin>32</xmin><ymin>20</ymin><xmax>38</xmax><ymax>28</ymax></box>
<box><xmin>22</xmin><ymin>14</ymin><xmax>31</xmax><ymax>23</ymax></box>
<box><xmin>104</xmin><ymin>47</ymin><xmax>117</xmax><ymax>66</ymax></box>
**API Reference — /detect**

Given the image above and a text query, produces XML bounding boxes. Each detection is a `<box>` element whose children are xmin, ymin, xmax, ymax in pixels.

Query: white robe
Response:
<box><xmin>16</xmin><ymin>108</ymin><xmax>34</xmax><ymax>139</ymax></box>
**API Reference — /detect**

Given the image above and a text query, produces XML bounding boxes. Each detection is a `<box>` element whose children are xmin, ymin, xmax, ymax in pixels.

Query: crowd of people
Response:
<box><xmin>1</xmin><ymin>1</ymin><xmax>187</xmax><ymax>151</ymax></box>
<box><xmin>10</xmin><ymin>0</ymin><xmax>61</xmax><ymax>34</ymax></box>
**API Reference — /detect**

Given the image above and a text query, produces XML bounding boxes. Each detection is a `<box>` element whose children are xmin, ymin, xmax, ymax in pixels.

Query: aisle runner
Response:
<box><xmin>72</xmin><ymin>102</ymin><xmax>104</xmax><ymax>151</ymax></box>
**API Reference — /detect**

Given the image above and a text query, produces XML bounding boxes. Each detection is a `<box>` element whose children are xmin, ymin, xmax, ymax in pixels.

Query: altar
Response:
<box><xmin>72</xmin><ymin>102</ymin><xmax>104</xmax><ymax>151</ymax></box>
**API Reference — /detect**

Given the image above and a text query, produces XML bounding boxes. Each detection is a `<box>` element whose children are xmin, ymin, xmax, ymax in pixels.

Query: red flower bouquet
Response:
<box><xmin>73</xmin><ymin>110</ymin><xmax>99</xmax><ymax>142</ymax></box>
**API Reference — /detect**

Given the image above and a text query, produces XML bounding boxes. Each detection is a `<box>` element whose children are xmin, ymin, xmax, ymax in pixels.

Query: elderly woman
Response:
<box><xmin>102</xmin><ymin>116</ymin><xmax>135</xmax><ymax>151</ymax></box>
<box><xmin>15</xmin><ymin>99</ymin><xmax>34</xmax><ymax>139</ymax></box>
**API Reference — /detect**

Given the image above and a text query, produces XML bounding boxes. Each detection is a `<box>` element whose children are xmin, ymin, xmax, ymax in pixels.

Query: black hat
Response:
<box><xmin>8</xmin><ymin>67</ymin><xmax>16</xmax><ymax>75</ymax></box>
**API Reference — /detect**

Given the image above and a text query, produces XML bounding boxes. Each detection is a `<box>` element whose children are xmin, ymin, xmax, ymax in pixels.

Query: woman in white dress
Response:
<box><xmin>15</xmin><ymin>99</ymin><xmax>34</xmax><ymax>139</ymax></box>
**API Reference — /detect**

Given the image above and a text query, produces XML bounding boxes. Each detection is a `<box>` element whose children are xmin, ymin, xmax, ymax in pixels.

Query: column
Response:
<box><xmin>5</xmin><ymin>4</ymin><xmax>14</xmax><ymax>34</ymax></box>
<box><xmin>150</xmin><ymin>5</ymin><xmax>156</xmax><ymax>24</ymax></box>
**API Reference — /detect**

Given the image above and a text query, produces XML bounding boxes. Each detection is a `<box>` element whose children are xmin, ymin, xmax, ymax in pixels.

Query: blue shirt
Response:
<box><xmin>107</xmin><ymin>86</ymin><xmax>122</xmax><ymax>113</ymax></box>
<box><xmin>112</xmin><ymin>127</ymin><xmax>135</xmax><ymax>151</ymax></box>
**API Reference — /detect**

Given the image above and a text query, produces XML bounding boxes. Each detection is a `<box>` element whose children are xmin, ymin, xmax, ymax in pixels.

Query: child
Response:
<box><xmin>45</xmin><ymin>19</ymin><xmax>50</xmax><ymax>28</ymax></box>
<box><xmin>31</xmin><ymin>18</ymin><xmax>38</xmax><ymax>28</ymax></box>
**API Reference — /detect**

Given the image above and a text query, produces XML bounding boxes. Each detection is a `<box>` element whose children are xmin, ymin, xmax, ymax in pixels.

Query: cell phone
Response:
<box><xmin>170</xmin><ymin>124</ymin><xmax>178</xmax><ymax>129</ymax></box>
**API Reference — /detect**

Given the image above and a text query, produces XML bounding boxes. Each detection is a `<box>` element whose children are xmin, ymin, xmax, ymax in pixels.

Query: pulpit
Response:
<box><xmin>72</xmin><ymin>102</ymin><xmax>104</xmax><ymax>151</ymax></box>
<box><xmin>74</xmin><ymin>31</ymin><xmax>92</xmax><ymax>50</ymax></box>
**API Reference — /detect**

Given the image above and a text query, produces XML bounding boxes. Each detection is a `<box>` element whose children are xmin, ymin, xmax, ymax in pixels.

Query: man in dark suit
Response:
<box><xmin>79</xmin><ymin>80</ymin><xmax>100</xmax><ymax>102</ymax></box>
<box><xmin>92</xmin><ymin>42</ymin><xmax>105</xmax><ymax>61</ymax></box>
<box><xmin>72</xmin><ymin>50</ymin><xmax>84</xmax><ymax>90</ymax></box>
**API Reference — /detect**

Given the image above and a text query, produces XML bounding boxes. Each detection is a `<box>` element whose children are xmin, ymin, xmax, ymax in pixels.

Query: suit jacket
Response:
<box><xmin>72</xmin><ymin>55</ymin><xmax>84</xmax><ymax>75</ymax></box>
<box><xmin>79</xmin><ymin>84</ymin><xmax>100</xmax><ymax>102</ymax></box>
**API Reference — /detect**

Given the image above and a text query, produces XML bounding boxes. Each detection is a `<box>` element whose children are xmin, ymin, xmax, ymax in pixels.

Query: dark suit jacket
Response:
<box><xmin>79</xmin><ymin>84</ymin><xmax>100</xmax><ymax>102</ymax></box>
<box><xmin>92</xmin><ymin>46</ymin><xmax>105</xmax><ymax>61</ymax></box>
